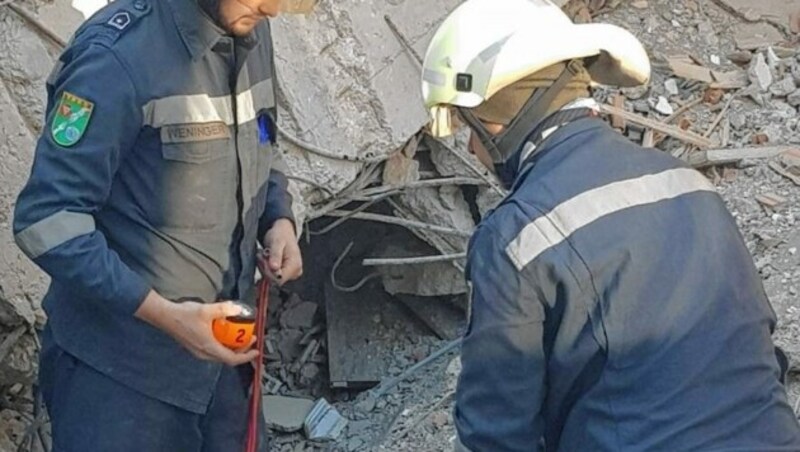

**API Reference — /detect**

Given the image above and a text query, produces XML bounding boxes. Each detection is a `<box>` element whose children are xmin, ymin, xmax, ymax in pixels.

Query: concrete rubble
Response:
<box><xmin>0</xmin><ymin>0</ymin><xmax>799</xmax><ymax>451</ymax></box>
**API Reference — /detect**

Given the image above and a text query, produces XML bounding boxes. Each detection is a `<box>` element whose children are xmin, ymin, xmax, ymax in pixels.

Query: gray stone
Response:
<box><xmin>0</xmin><ymin>410</ymin><xmax>27</xmax><ymax>452</ymax></box>
<box><xmin>729</xmin><ymin>111</ymin><xmax>748</xmax><ymax>130</ymax></box>
<box><xmin>770</xmin><ymin>76</ymin><xmax>796</xmax><ymax>97</ymax></box>
<box><xmin>651</xmin><ymin>96</ymin><xmax>674</xmax><ymax>116</ymax></box>
<box><xmin>623</xmin><ymin>85</ymin><xmax>649</xmax><ymax>100</ymax></box>
<box><xmin>354</xmin><ymin>396</ymin><xmax>376</xmax><ymax>413</ymax></box>
<box><xmin>749</xmin><ymin>53</ymin><xmax>773</xmax><ymax>91</ymax></box>
<box><xmin>280</xmin><ymin>301</ymin><xmax>318</xmax><ymax>330</ymax></box>
<box><xmin>632</xmin><ymin>100</ymin><xmax>650</xmax><ymax>113</ymax></box>
<box><xmin>347</xmin><ymin>437</ymin><xmax>364</xmax><ymax>451</ymax></box>
<box><xmin>664</xmin><ymin>79</ymin><xmax>679</xmax><ymax>96</ymax></box>
<box><xmin>263</xmin><ymin>396</ymin><xmax>315</xmax><ymax>432</ymax></box>
<box><xmin>277</xmin><ymin>329</ymin><xmax>304</xmax><ymax>361</ymax></box>
<box><xmin>788</xmin><ymin>89</ymin><xmax>800</xmax><ymax>107</ymax></box>
<box><xmin>304</xmin><ymin>398</ymin><xmax>348</xmax><ymax>441</ymax></box>
<box><xmin>767</xmin><ymin>47</ymin><xmax>782</xmax><ymax>69</ymax></box>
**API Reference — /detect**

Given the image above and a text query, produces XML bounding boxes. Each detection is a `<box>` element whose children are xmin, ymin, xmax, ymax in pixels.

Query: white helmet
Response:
<box><xmin>422</xmin><ymin>0</ymin><xmax>651</xmax><ymax>138</ymax></box>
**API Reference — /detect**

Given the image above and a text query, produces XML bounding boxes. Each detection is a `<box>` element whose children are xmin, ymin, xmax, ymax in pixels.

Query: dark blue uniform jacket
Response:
<box><xmin>13</xmin><ymin>0</ymin><xmax>293</xmax><ymax>413</ymax></box>
<box><xmin>456</xmin><ymin>117</ymin><xmax>800</xmax><ymax>451</ymax></box>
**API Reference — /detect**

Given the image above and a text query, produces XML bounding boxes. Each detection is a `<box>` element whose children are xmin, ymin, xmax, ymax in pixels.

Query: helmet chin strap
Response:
<box><xmin>458</xmin><ymin>60</ymin><xmax>585</xmax><ymax>187</ymax></box>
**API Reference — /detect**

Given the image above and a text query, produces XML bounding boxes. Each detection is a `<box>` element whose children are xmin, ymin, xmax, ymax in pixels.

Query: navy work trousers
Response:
<box><xmin>38</xmin><ymin>326</ymin><xmax>268</xmax><ymax>452</ymax></box>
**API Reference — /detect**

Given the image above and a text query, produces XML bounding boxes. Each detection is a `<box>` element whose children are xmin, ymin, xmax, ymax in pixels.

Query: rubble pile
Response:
<box><xmin>264</xmin><ymin>291</ymin><xmax>328</xmax><ymax>399</ymax></box>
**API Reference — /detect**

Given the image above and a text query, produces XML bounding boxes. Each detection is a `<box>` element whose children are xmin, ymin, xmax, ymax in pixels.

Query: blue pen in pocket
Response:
<box><xmin>257</xmin><ymin>114</ymin><xmax>272</xmax><ymax>145</ymax></box>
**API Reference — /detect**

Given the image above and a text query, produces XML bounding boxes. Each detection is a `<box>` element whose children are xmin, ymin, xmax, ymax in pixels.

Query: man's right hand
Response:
<box><xmin>134</xmin><ymin>290</ymin><xmax>259</xmax><ymax>366</ymax></box>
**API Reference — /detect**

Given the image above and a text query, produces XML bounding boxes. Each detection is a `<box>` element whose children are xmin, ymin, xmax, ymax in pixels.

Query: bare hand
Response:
<box><xmin>262</xmin><ymin>218</ymin><xmax>303</xmax><ymax>284</ymax></box>
<box><xmin>135</xmin><ymin>292</ymin><xmax>259</xmax><ymax>366</ymax></box>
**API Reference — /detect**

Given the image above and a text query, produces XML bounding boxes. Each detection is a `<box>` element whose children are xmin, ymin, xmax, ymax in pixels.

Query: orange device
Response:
<box><xmin>212</xmin><ymin>302</ymin><xmax>256</xmax><ymax>349</ymax></box>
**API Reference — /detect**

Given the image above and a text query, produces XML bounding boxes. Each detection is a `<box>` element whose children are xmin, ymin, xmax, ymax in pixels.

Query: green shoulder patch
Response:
<box><xmin>51</xmin><ymin>91</ymin><xmax>94</xmax><ymax>147</ymax></box>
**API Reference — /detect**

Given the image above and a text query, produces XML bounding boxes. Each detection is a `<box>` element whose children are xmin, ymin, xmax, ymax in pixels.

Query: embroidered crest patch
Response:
<box><xmin>51</xmin><ymin>91</ymin><xmax>94</xmax><ymax>147</ymax></box>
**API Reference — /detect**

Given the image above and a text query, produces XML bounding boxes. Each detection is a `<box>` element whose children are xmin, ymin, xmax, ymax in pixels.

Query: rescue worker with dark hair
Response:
<box><xmin>420</xmin><ymin>0</ymin><xmax>800</xmax><ymax>450</ymax></box>
<box><xmin>13</xmin><ymin>0</ymin><xmax>312</xmax><ymax>449</ymax></box>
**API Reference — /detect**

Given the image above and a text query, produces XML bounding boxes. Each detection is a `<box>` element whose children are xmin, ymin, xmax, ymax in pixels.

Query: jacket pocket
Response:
<box><xmin>156</xmin><ymin>127</ymin><xmax>234</xmax><ymax>231</ymax></box>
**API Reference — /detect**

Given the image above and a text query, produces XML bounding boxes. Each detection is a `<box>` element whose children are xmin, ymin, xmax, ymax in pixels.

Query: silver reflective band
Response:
<box><xmin>423</xmin><ymin>68</ymin><xmax>447</xmax><ymax>87</ymax></box>
<box><xmin>506</xmin><ymin>168</ymin><xmax>716</xmax><ymax>271</ymax></box>
<box><xmin>15</xmin><ymin>211</ymin><xmax>96</xmax><ymax>259</ymax></box>
<box><xmin>142</xmin><ymin>78</ymin><xmax>275</xmax><ymax>128</ymax></box>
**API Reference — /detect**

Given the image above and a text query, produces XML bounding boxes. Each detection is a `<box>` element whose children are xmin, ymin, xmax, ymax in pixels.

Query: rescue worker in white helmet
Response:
<box><xmin>421</xmin><ymin>1</ymin><xmax>800</xmax><ymax>450</ymax></box>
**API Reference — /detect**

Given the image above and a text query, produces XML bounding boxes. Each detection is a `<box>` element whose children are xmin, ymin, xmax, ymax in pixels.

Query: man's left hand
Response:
<box><xmin>263</xmin><ymin>218</ymin><xmax>303</xmax><ymax>284</ymax></box>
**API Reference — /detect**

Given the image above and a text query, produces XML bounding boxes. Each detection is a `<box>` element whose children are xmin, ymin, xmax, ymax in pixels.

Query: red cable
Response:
<box><xmin>246</xmin><ymin>256</ymin><xmax>270</xmax><ymax>452</ymax></box>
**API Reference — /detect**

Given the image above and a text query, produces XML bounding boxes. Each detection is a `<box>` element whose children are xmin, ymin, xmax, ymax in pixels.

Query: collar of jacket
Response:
<box><xmin>504</xmin><ymin>97</ymin><xmax>599</xmax><ymax>181</ymax></box>
<box><xmin>167</xmin><ymin>0</ymin><xmax>259</xmax><ymax>60</ymax></box>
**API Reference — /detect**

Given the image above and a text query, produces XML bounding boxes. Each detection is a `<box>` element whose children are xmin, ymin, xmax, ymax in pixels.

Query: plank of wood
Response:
<box><xmin>667</xmin><ymin>58</ymin><xmax>714</xmax><ymax>83</ymax></box>
<box><xmin>711</xmin><ymin>70</ymin><xmax>749</xmax><ymax>89</ymax></box>
<box><xmin>755</xmin><ymin>193</ymin><xmax>788</xmax><ymax>209</ymax></box>
<box><xmin>610</xmin><ymin>94</ymin><xmax>626</xmax><ymax>130</ymax></box>
<box><xmin>599</xmin><ymin>104</ymin><xmax>716</xmax><ymax>148</ymax></box>
<box><xmin>395</xmin><ymin>294</ymin><xmax>465</xmax><ymax>341</ymax></box>
<box><xmin>769</xmin><ymin>161</ymin><xmax>800</xmax><ymax>186</ymax></box>
<box><xmin>688</xmin><ymin>145</ymin><xmax>798</xmax><ymax>168</ymax></box>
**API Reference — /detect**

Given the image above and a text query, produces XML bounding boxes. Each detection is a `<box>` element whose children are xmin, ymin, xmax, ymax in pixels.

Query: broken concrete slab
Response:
<box><xmin>34</xmin><ymin>0</ymin><xmax>87</xmax><ymax>43</ymax></box>
<box><xmin>749</xmin><ymin>53</ymin><xmax>774</xmax><ymax>91</ymax></box>
<box><xmin>263</xmin><ymin>395</ymin><xmax>316</xmax><ymax>433</ymax></box>
<box><xmin>734</xmin><ymin>23</ymin><xmax>784</xmax><ymax>50</ymax></box>
<box><xmin>652</xmin><ymin>96</ymin><xmax>674</xmax><ymax>115</ymax></box>
<box><xmin>718</xmin><ymin>0</ymin><xmax>800</xmax><ymax>32</ymax></box>
<box><xmin>771</xmin><ymin>76</ymin><xmax>797</xmax><ymax>97</ymax></box>
<box><xmin>304</xmin><ymin>398</ymin><xmax>348</xmax><ymax>442</ymax></box>
<box><xmin>325</xmin><ymin>276</ymin><xmax>428</xmax><ymax>388</ymax></box>
<box><xmin>395</xmin><ymin>294</ymin><xmax>465</xmax><ymax>340</ymax></box>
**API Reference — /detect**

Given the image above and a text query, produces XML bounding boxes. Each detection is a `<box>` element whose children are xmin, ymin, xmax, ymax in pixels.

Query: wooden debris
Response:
<box><xmin>665</xmin><ymin>96</ymin><xmax>704</xmax><ymax>124</ymax></box>
<box><xmin>723</xmin><ymin>167</ymin><xmax>738</xmax><ymax>182</ymax></box>
<box><xmin>755</xmin><ymin>193</ymin><xmax>787</xmax><ymax>209</ymax></box>
<box><xmin>642</xmin><ymin>129</ymin><xmax>655</xmax><ymax>148</ymax></box>
<box><xmin>791</xmin><ymin>9</ymin><xmax>800</xmax><ymax>34</ymax></box>
<box><xmin>769</xmin><ymin>161</ymin><xmax>800</xmax><ymax>186</ymax></box>
<box><xmin>610</xmin><ymin>94</ymin><xmax>627</xmax><ymax>130</ymax></box>
<box><xmin>704</xmin><ymin>88</ymin><xmax>725</xmax><ymax>105</ymax></box>
<box><xmin>751</xmin><ymin>133</ymin><xmax>770</xmax><ymax>145</ymax></box>
<box><xmin>688</xmin><ymin>145</ymin><xmax>798</xmax><ymax>168</ymax></box>
<box><xmin>382</xmin><ymin>136</ymin><xmax>419</xmax><ymax>186</ymax></box>
<box><xmin>710</xmin><ymin>70</ymin><xmax>749</xmax><ymax>89</ymax></box>
<box><xmin>599</xmin><ymin>104</ymin><xmax>716</xmax><ymax>148</ymax></box>
<box><xmin>781</xmin><ymin>149</ymin><xmax>800</xmax><ymax>170</ymax></box>
<box><xmin>667</xmin><ymin>57</ymin><xmax>714</xmax><ymax>83</ymax></box>
<box><xmin>728</xmin><ymin>51</ymin><xmax>753</xmax><ymax>66</ymax></box>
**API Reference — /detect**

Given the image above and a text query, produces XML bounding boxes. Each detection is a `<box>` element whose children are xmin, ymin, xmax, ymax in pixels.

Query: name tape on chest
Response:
<box><xmin>161</xmin><ymin>122</ymin><xmax>231</xmax><ymax>144</ymax></box>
